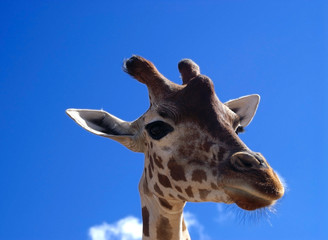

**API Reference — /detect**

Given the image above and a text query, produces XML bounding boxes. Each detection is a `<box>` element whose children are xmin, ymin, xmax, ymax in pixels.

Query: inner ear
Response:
<box><xmin>224</xmin><ymin>94</ymin><xmax>260</xmax><ymax>127</ymax></box>
<box><xmin>82</xmin><ymin>114</ymin><xmax>121</xmax><ymax>135</ymax></box>
<box><xmin>66</xmin><ymin>109</ymin><xmax>144</xmax><ymax>152</ymax></box>
<box><xmin>66</xmin><ymin>109</ymin><xmax>134</xmax><ymax>136</ymax></box>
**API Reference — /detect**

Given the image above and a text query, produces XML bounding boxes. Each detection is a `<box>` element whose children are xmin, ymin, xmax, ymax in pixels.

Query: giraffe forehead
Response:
<box><xmin>144</xmin><ymin>105</ymin><xmax>238</xmax><ymax>151</ymax></box>
<box><xmin>155</xmin><ymin>85</ymin><xmax>238</xmax><ymax>143</ymax></box>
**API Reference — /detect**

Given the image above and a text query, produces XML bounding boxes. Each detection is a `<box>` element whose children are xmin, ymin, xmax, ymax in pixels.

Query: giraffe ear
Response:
<box><xmin>224</xmin><ymin>94</ymin><xmax>260</xmax><ymax>127</ymax></box>
<box><xmin>66</xmin><ymin>109</ymin><xmax>144</xmax><ymax>152</ymax></box>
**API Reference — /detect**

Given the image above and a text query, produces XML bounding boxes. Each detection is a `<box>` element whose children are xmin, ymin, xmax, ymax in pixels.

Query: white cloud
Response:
<box><xmin>89</xmin><ymin>212</ymin><xmax>211</xmax><ymax>240</ymax></box>
<box><xmin>89</xmin><ymin>216</ymin><xmax>142</xmax><ymax>240</ymax></box>
<box><xmin>184</xmin><ymin>211</ymin><xmax>199</xmax><ymax>228</ymax></box>
<box><xmin>184</xmin><ymin>211</ymin><xmax>212</xmax><ymax>240</ymax></box>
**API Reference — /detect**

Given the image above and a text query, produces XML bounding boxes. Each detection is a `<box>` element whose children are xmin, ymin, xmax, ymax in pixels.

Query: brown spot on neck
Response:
<box><xmin>157</xmin><ymin>216</ymin><xmax>173</xmax><ymax>240</ymax></box>
<box><xmin>154</xmin><ymin>183</ymin><xmax>164</xmax><ymax>197</ymax></box>
<box><xmin>175</xmin><ymin>185</ymin><xmax>183</xmax><ymax>193</ymax></box>
<box><xmin>142</xmin><ymin>207</ymin><xmax>150</xmax><ymax>237</ymax></box>
<box><xmin>199</xmin><ymin>189</ymin><xmax>211</xmax><ymax>200</ymax></box>
<box><xmin>158</xmin><ymin>197</ymin><xmax>173</xmax><ymax>210</ymax></box>
<box><xmin>177</xmin><ymin>194</ymin><xmax>187</xmax><ymax>201</ymax></box>
<box><xmin>185</xmin><ymin>186</ymin><xmax>194</xmax><ymax>198</ymax></box>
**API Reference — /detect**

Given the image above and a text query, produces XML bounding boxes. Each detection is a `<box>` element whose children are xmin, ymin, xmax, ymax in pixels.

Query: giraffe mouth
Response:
<box><xmin>224</xmin><ymin>186</ymin><xmax>277</xmax><ymax>211</ymax></box>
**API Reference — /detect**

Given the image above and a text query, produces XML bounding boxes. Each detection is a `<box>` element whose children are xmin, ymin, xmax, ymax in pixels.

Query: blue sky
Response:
<box><xmin>0</xmin><ymin>1</ymin><xmax>327</xmax><ymax>240</ymax></box>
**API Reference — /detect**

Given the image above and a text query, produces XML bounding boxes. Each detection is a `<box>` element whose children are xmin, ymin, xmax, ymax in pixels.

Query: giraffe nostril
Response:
<box><xmin>230</xmin><ymin>152</ymin><xmax>261</xmax><ymax>170</ymax></box>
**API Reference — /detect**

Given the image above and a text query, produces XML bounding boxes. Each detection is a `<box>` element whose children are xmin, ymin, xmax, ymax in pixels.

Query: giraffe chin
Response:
<box><xmin>224</xmin><ymin>186</ymin><xmax>276</xmax><ymax>211</ymax></box>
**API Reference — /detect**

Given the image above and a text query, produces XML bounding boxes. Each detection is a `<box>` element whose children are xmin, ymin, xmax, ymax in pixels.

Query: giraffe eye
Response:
<box><xmin>145</xmin><ymin>121</ymin><xmax>174</xmax><ymax>140</ymax></box>
<box><xmin>235</xmin><ymin>126</ymin><xmax>245</xmax><ymax>135</ymax></box>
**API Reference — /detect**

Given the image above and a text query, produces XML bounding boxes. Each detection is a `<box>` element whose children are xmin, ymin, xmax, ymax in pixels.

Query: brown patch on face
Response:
<box><xmin>202</xmin><ymin>140</ymin><xmax>214</xmax><ymax>152</ymax></box>
<box><xmin>223</xmin><ymin>135</ymin><xmax>241</xmax><ymax>147</ymax></box>
<box><xmin>210</xmin><ymin>159</ymin><xmax>217</xmax><ymax>168</ymax></box>
<box><xmin>154</xmin><ymin>153</ymin><xmax>164</xmax><ymax>169</ymax></box>
<box><xmin>185</xmin><ymin>186</ymin><xmax>194</xmax><ymax>198</ymax></box>
<box><xmin>212</xmin><ymin>169</ymin><xmax>217</xmax><ymax>176</ymax></box>
<box><xmin>199</xmin><ymin>189</ymin><xmax>211</xmax><ymax>200</ymax></box>
<box><xmin>150</xmin><ymin>141</ymin><xmax>153</xmax><ymax>149</ymax></box>
<box><xmin>158</xmin><ymin>197</ymin><xmax>173</xmax><ymax>210</ymax></box>
<box><xmin>192</xmin><ymin>169</ymin><xmax>207</xmax><ymax>183</ymax></box>
<box><xmin>188</xmin><ymin>159</ymin><xmax>205</xmax><ymax>166</ymax></box>
<box><xmin>212</xmin><ymin>152</ymin><xmax>218</xmax><ymax>161</ymax></box>
<box><xmin>154</xmin><ymin>183</ymin><xmax>164</xmax><ymax>197</ymax></box>
<box><xmin>142</xmin><ymin>207</ymin><xmax>150</xmax><ymax>237</ymax></box>
<box><xmin>168</xmin><ymin>157</ymin><xmax>187</xmax><ymax>181</ymax></box>
<box><xmin>158</xmin><ymin>173</ymin><xmax>172</xmax><ymax>188</ymax></box>
<box><xmin>157</xmin><ymin>216</ymin><xmax>173</xmax><ymax>240</ymax></box>
<box><xmin>211</xmin><ymin>182</ymin><xmax>219</xmax><ymax>190</ymax></box>
<box><xmin>162</xmin><ymin>146</ymin><xmax>171</xmax><ymax>151</ymax></box>
<box><xmin>217</xmin><ymin>147</ymin><xmax>227</xmax><ymax>161</ymax></box>
<box><xmin>175</xmin><ymin>186</ymin><xmax>182</xmax><ymax>193</ymax></box>
<box><xmin>178</xmin><ymin>145</ymin><xmax>193</xmax><ymax>157</ymax></box>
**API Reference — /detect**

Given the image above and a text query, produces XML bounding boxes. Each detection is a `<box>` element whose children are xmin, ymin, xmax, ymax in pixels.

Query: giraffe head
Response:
<box><xmin>66</xmin><ymin>56</ymin><xmax>284</xmax><ymax>211</ymax></box>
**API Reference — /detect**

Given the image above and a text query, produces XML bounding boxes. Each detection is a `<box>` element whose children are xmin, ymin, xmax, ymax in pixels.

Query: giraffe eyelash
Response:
<box><xmin>235</xmin><ymin>126</ymin><xmax>245</xmax><ymax>135</ymax></box>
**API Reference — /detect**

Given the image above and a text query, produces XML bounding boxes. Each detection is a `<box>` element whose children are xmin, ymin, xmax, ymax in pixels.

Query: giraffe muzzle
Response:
<box><xmin>222</xmin><ymin>152</ymin><xmax>284</xmax><ymax>210</ymax></box>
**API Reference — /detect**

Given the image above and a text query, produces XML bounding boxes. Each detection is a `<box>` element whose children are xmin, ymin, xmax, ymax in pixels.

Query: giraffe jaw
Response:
<box><xmin>223</xmin><ymin>186</ymin><xmax>282</xmax><ymax>211</ymax></box>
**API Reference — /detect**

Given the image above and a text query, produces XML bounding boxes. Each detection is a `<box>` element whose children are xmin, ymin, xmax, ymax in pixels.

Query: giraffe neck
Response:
<box><xmin>139</xmin><ymin>175</ymin><xmax>191</xmax><ymax>240</ymax></box>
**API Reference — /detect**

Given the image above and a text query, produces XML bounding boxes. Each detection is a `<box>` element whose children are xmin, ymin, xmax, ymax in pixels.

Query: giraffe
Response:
<box><xmin>66</xmin><ymin>56</ymin><xmax>285</xmax><ymax>240</ymax></box>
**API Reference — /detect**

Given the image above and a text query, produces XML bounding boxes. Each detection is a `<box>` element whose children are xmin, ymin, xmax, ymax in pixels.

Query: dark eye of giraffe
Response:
<box><xmin>145</xmin><ymin>121</ymin><xmax>174</xmax><ymax>140</ymax></box>
<box><xmin>235</xmin><ymin>126</ymin><xmax>245</xmax><ymax>135</ymax></box>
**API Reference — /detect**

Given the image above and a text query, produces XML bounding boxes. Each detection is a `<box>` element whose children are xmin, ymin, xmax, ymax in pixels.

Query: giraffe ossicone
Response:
<box><xmin>67</xmin><ymin>56</ymin><xmax>285</xmax><ymax>240</ymax></box>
